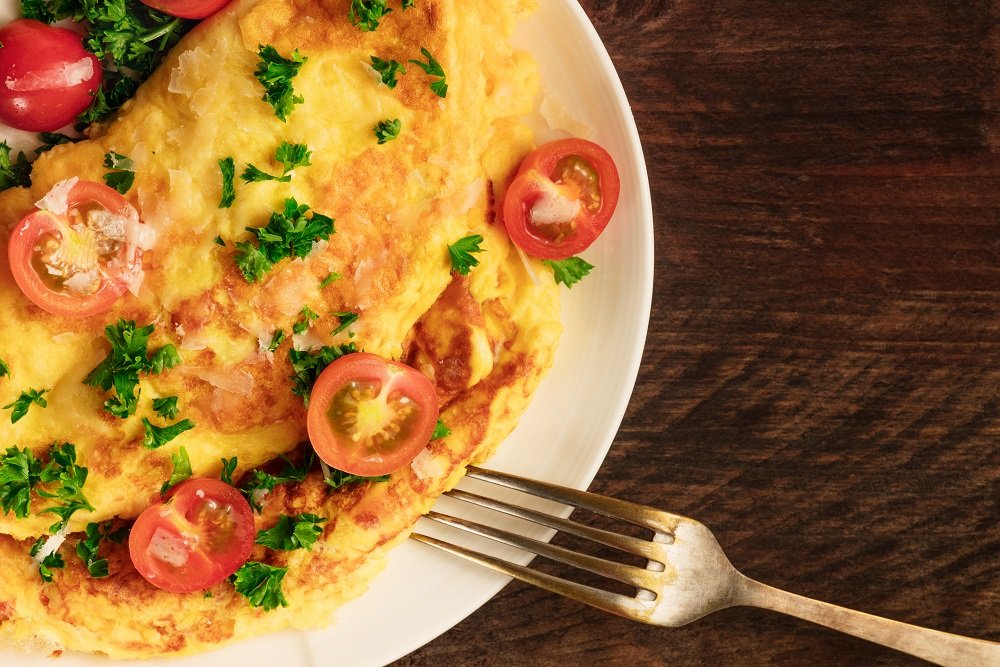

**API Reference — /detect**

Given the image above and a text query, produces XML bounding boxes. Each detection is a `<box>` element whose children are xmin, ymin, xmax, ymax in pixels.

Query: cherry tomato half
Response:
<box><xmin>8</xmin><ymin>179</ymin><xmax>145</xmax><ymax>318</ymax></box>
<box><xmin>0</xmin><ymin>19</ymin><xmax>103</xmax><ymax>132</ymax></box>
<box><xmin>129</xmin><ymin>478</ymin><xmax>255</xmax><ymax>593</ymax></box>
<box><xmin>503</xmin><ymin>138</ymin><xmax>620</xmax><ymax>260</ymax></box>
<box><xmin>139</xmin><ymin>0</ymin><xmax>232</xmax><ymax>19</ymax></box>
<box><xmin>307</xmin><ymin>353</ymin><xmax>440</xmax><ymax>477</ymax></box>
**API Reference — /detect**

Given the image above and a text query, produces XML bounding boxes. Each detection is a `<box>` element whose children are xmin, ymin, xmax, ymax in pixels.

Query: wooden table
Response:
<box><xmin>397</xmin><ymin>1</ymin><xmax>1000</xmax><ymax>664</ymax></box>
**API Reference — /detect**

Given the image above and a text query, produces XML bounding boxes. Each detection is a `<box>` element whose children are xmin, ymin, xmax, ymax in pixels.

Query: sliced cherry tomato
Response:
<box><xmin>8</xmin><ymin>179</ymin><xmax>145</xmax><ymax>318</ymax></box>
<box><xmin>307</xmin><ymin>353</ymin><xmax>440</xmax><ymax>477</ymax></box>
<box><xmin>139</xmin><ymin>0</ymin><xmax>232</xmax><ymax>19</ymax></box>
<box><xmin>129</xmin><ymin>478</ymin><xmax>254</xmax><ymax>593</ymax></box>
<box><xmin>503</xmin><ymin>138</ymin><xmax>620</xmax><ymax>260</ymax></box>
<box><xmin>0</xmin><ymin>19</ymin><xmax>103</xmax><ymax>132</ymax></box>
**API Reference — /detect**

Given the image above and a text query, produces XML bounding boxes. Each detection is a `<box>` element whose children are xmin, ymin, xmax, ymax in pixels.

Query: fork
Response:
<box><xmin>410</xmin><ymin>466</ymin><xmax>1000</xmax><ymax>667</ymax></box>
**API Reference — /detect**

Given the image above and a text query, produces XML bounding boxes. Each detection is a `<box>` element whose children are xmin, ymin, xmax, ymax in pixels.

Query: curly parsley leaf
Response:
<box><xmin>289</xmin><ymin>344</ymin><xmax>358</xmax><ymax>405</ymax></box>
<box><xmin>36</xmin><ymin>132</ymin><xmax>78</xmax><ymax>155</ymax></box>
<box><xmin>255</xmin><ymin>513</ymin><xmax>327</xmax><ymax>551</ymax></box>
<box><xmin>219</xmin><ymin>156</ymin><xmax>236</xmax><ymax>208</ymax></box>
<box><xmin>241</xmin><ymin>163</ymin><xmax>290</xmax><ymax>184</ymax></box>
<box><xmin>254</xmin><ymin>45</ymin><xmax>307</xmax><ymax>122</ymax></box>
<box><xmin>293</xmin><ymin>306</ymin><xmax>320</xmax><ymax>335</ymax></box>
<box><xmin>30</xmin><ymin>536</ymin><xmax>65</xmax><ymax>583</ymax></box>
<box><xmin>431</xmin><ymin>419</ymin><xmax>450</xmax><ymax>440</ymax></box>
<box><xmin>268</xmin><ymin>329</ymin><xmax>286</xmax><ymax>353</ymax></box>
<box><xmin>4</xmin><ymin>388</ymin><xmax>49</xmax><ymax>424</ymax></box>
<box><xmin>220</xmin><ymin>457</ymin><xmax>238</xmax><ymax>486</ymax></box>
<box><xmin>159</xmin><ymin>446</ymin><xmax>192</xmax><ymax>495</ymax></box>
<box><xmin>349</xmin><ymin>0</ymin><xmax>391</xmax><ymax>31</ymax></box>
<box><xmin>84</xmin><ymin>320</ymin><xmax>182</xmax><ymax>419</ymax></box>
<box><xmin>230</xmin><ymin>561</ymin><xmax>289</xmax><ymax>611</ymax></box>
<box><xmin>152</xmin><ymin>396</ymin><xmax>179</xmax><ymax>419</ymax></box>
<box><xmin>322</xmin><ymin>467</ymin><xmax>389</xmax><ymax>491</ymax></box>
<box><xmin>543</xmin><ymin>257</ymin><xmax>594</xmax><ymax>288</ymax></box>
<box><xmin>0</xmin><ymin>141</ymin><xmax>32</xmax><ymax>192</ymax></box>
<box><xmin>331</xmin><ymin>311</ymin><xmax>358</xmax><ymax>335</ymax></box>
<box><xmin>370</xmin><ymin>55</ymin><xmax>406</xmax><ymax>88</ymax></box>
<box><xmin>37</xmin><ymin>443</ymin><xmax>95</xmax><ymax>534</ymax></box>
<box><xmin>76</xmin><ymin>522</ymin><xmax>114</xmax><ymax>578</ymax></box>
<box><xmin>448</xmin><ymin>235</ymin><xmax>484</xmax><ymax>276</ymax></box>
<box><xmin>242</xmin><ymin>142</ymin><xmax>311</xmax><ymax>183</ymax></box>
<box><xmin>0</xmin><ymin>357</ymin><xmax>8</xmax><ymax>378</ymax></box>
<box><xmin>373</xmin><ymin>118</ymin><xmax>401</xmax><ymax>144</ymax></box>
<box><xmin>0</xmin><ymin>446</ymin><xmax>43</xmax><ymax>518</ymax></box>
<box><xmin>409</xmin><ymin>47</ymin><xmax>448</xmax><ymax>98</ymax></box>
<box><xmin>143</xmin><ymin>418</ymin><xmax>195</xmax><ymax>450</ymax></box>
<box><xmin>103</xmin><ymin>151</ymin><xmax>135</xmax><ymax>194</ymax></box>
<box><xmin>402</xmin><ymin>0</ymin><xmax>414</xmax><ymax>7</ymax></box>
<box><xmin>238</xmin><ymin>451</ymin><xmax>314</xmax><ymax>512</ymax></box>
<box><xmin>235</xmin><ymin>198</ymin><xmax>335</xmax><ymax>282</ymax></box>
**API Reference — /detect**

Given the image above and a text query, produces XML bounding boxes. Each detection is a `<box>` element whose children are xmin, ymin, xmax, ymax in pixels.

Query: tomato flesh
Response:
<box><xmin>0</xmin><ymin>19</ymin><xmax>103</xmax><ymax>132</ymax></box>
<box><xmin>307</xmin><ymin>353</ymin><xmax>439</xmax><ymax>477</ymax></box>
<box><xmin>129</xmin><ymin>478</ymin><xmax>254</xmax><ymax>593</ymax></box>
<box><xmin>140</xmin><ymin>0</ymin><xmax>232</xmax><ymax>18</ymax></box>
<box><xmin>8</xmin><ymin>179</ymin><xmax>143</xmax><ymax>318</ymax></box>
<box><xmin>503</xmin><ymin>138</ymin><xmax>620</xmax><ymax>260</ymax></box>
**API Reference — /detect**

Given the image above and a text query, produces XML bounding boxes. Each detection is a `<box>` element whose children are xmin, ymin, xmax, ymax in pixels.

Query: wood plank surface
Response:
<box><xmin>395</xmin><ymin>1</ymin><xmax>1000</xmax><ymax>665</ymax></box>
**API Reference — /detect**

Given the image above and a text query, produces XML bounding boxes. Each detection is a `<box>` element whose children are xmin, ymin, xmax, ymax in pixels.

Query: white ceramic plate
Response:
<box><xmin>0</xmin><ymin>0</ymin><xmax>653</xmax><ymax>664</ymax></box>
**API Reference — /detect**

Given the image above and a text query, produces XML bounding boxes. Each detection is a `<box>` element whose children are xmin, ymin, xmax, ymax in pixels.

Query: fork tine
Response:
<box><xmin>445</xmin><ymin>488</ymin><xmax>663</xmax><ymax>561</ymax></box>
<box><xmin>465</xmin><ymin>465</ymin><xmax>678</xmax><ymax>535</ymax></box>
<box><xmin>424</xmin><ymin>510</ymin><xmax>660</xmax><ymax>591</ymax></box>
<box><xmin>410</xmin><ymin>531</ymin><xmax>650</xmax><ymax>619</ymax></box>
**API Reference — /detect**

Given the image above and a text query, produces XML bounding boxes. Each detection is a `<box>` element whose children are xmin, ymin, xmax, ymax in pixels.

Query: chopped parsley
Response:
<box><xmin>159</xmin><ymin>446</ymin><xmax>192</xmax><ymax>495</ymax></box>
<box><xmin>241</xmin><ymin>163</ymin><xmax>289</xmax><ymax>183</ymax></box>
<box><xmin>323</xmin><ymin>467</ymin><xmax>389</xmax><ymax>490</ymax></box>
<box><xmin>4</xmin><ymin>388</ymin><xmax>49</xmax><ymax>424</ymax></box>
<box><xmin>76</xmin><ymin>521</ymin><xmax>123</xmax><ymax>578</ymax></box>
<box><xmin>0</xmin><ymin>446</ymin><xmax>43</xmax><ymax>518</ymax></box>
<box><xmin>230</xmin><ymin>561</ymin><xmax>289</xmax><ymax>611</ymax></box>
<box><xmin>255</xmin><ymin>513</ymin><xmax>327</xmax><ymax>551</ymax></box>
<box><xmin>103</xmin><ymin>151</ymin><xmax>135</xmax><ymax>194</ymax></box>
<box><xmin>432</xmin><ymin>419</ymin><xmax>451</xmax><ymax>440</ymax></box>
<box><xmin>0</xmin><ymin>141</ymin><xmax>31</xmax><ymax>192</ymax></box>
<box><xmin>293</xmin><ymin>306</ymin><xmax>320</xmax><ymax>334</ymax></box>
<box><xmin>289</xmin><ymin>344</ymin><xmax>358</xmax><ymax>405</ymax></box>
<box><xmin>254</xmin><ymin>45</ymin><xmax>307</xmax><ymax>122</ymax></box>
<box><xmin>84</xmin><ymin>320</ymin><xmax>182</xmax><ymax>419</ymax></box>
<box><xmin>36</xmin><ymin>132</ymin><xmax>78</xmax><ymax>155</ymax></box>
<box><xmin>242</xmin><ymin>142</ymin><xmax>312</xmax><ymax>183</ymax></box>
<box><xmin>349</xmin><ymin>0</ymin><xmax>391</xmax><ymax>31</ymax></box>
<box><xmin>544</xmin><ymin>257</ymin><xmax>594</xmax><ymax>288</ymax></box>
<box><xmin>370</xmin><ymin>55</ymin><xmax>406</xmax><ymax>88</ymax></box>
<box><xmin>268</xmin><ymin>329</ymin><xmax>287</xmax><ymax>353</ymax></box>
<box><xmin>30</xmin><ymin>536</ymin><xmax>65</xmax><ymax>583</ymax></box>
<box><xmin>37</xmin><ymin>443</ymin><xmax>94</xmax><ymax>534</ymax></box>
<box><xmin>219</xmin><ymin>156</ymin><xmax>236</xmax><ymax>208</ymax></box>
<box><xmin>373</xmin><ymin>118</ymin><xmax>402</xmax><ymax>144</ymax></box>
<box><xmin>214</xmin><ymin>235</ymin><xmax>227</xmax><ymax>246</ymax></box>
<box><xmin>239</xmin><ymin>451</ymin><xmax>314</xmax><ymax>512</ymax></box>
<box><xmin>403</xmin><ymin>0</ymin><xmax>414</xmax><ymax>7</ymax></box>
<box><xmin>235</xmin><ymin>198</ymin><xmax>335</xmax><ymax>282</ymax></box>
<box><xmin>409</xmin><ymin>47</ymin><xmax>448</xmax><ymax>98</ymax></box>
<box><xmin>0</xmin><ymin>358</ymin><xmax>8</xmax><ymax>378</ymax></box>
<box><xmin>448</xmin><ymin>235</ymin><xmax>485</xmax><ymax>276</ymax></box>
<box><xmin>142</xmin><ymin>418</ymin><xmax>195</xmax><ymax>450</ymax></box>
<box><xmin>331</xmin><ymin>311</ymin><xmax>359</xmax><ymax>335</ymax></box>
<box><xmin>152</xmin><ymin>396</ymin><xmax>179</xmax><ymax>419</ymax></box>
<box><xmin>220</xmin><ymin>457</ymin><xmax>238</xmax><ymax>486</ymax></box>
<box><xmin>320</xmin><ymin>272</ymin><xmax>341</xmax><ymax>288</ymax></box>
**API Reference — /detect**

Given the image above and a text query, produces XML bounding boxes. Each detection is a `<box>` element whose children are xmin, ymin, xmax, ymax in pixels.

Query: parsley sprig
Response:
<box><xmin>30</xmin><ymin>536</ymin><xmax>65</xmax><ymax>582</ymax></box>
<box><xmin>242</xmin><ymin>142</ymin><xmax>312</xmax><ymax>183</ymax></box>
<box><xmin>152</xmin><ymin>396</ymin><xmax>179</xmax><ymax>419</ymax></box>
<box><xmin>235</xmin><ymin>198</ymin><xmax>335</xmax><ymax>282</ymax></box>
<box><xmin>36</xmin><ymin>443</ymin><xmax>95</xmax><ymax>534</ymax></box>
<box><xmin>370</xmin><ymin>55</ymin><xmax>406</xmax><ymax>88</ymax></box>
<box><xmin>219</xmin><ymin>157</ymin><xmax>236</xmax><ymax>208</ymax></box>
<box><xmin>0</xmin><ymin>446</ymin><xmax>43</xmax><ymax>518</ymax></box>
<box><xmin>349</xmin><ymin>0</ymin><xmax>391</xmax><ymax>31</ymax></box>
<box><xmin>448</xmin><ymin>235</ymin><xmax>485</xmax><ymax>275</ymax></box>
<box><xmin>0</xmin><ymin>141</ymin><xmax>31</xmax><ymax>192</ymax></box>
<box><xmin>409</xmin><ymin>48</ymin><xmax>448</xmax><ymax>98</ymax></box>
<box><xmin>293</xmin><ymin>306</ymin><xmax>320</xmax><ymax>334</ymax></box>
<box><xmin>76</xmin><ymin>521</ymin><xmax>127</xmax><ymax>578</ymax></box>
<box><xmin>544</xmin><ymin>257</ymin><xmax>594</xmax><ymax>288</ymax></box>
<box><xmin>322</xmin><ymin>467</ymin><xmax>389</xmax><ymax>490</ymax></box>
<box><xmin>254</xmin><ymin>45</ymin><xmax>307</xmax><ymax>122</ymax></box>
<box><xmin>230</xmin><ymin>561</ymin><xmax>289</xmax><ymax>611</ymax></box>
<box><xmin>238</xmin><ymin>451</ymin><xmax>314</xmax><ymax>512</ymax></box>
<box><xmin>374</xmin><ymin>118</ymin><xmax>402</xmax><ymax>144</ymax></box>
<box><xmin>255</xmin><ymin>513</ymin><xmax>327</xmax><ymax>551</ymax></box>
<box><xmin>84</xmin><ymin>320</ymin><xmax>182</xmax><ymax>419</ymax></box>
<box><xmin>159</xmin><ymin>446</ymin><xmax>192</xmax><ymax>494</ymax></box>
<box><xmin>4</xmin><ymin>388</ymin><xmax>49</xmax><ymax>424</ymax></box>
<box><xmin>103</xmin><ymin>151</ymin><xmax>136</xmax><ymax>194</ymax></box>
<box><xmin>289</xmin><ymin>344</ymin><xmax>358</xmax><ymax>405</ymax></box>
<box><xmin>142</xmin><ymin>417</ymin><xmax>196</xmax><ymax>450</ymax></box>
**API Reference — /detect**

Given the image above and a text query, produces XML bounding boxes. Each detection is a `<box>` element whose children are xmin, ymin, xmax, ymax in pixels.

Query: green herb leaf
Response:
<box><xmin>409</xmin><ymin>47</ymin><xmax>448</xmax><ymax>98</ymax></box>
<box><xmin>37</xmin><ymin>443</ymin><xmax>94</xmax><ymax>534</ymax></box>
<box><xmin>152</xmin><ymin>396</ymin><xmax>179</xmax><ymax>420</ymax></box>
<box><xmin>268</xmin><ymin>329</ymin><xmax>286</xmax><ymax>353</ymax></box>
<box><xmin>373</xmin><ymin>118</ymin><xmax>402</xmax><ymax>144</ymax></box>
<box><xmin>370</xmin><ymin>55</ymin><xmax>406</xmax><ymax>89</ymax></box>
<box><xmin>431</xmin><ymin>419</ymin><xmax>451</xmax><ymax>440</ymax></box>
<box><xmin>238</xmin><ymin>451</ymin><xmax>314</xmax><ymax>512</ymax></box>
<box><xmin>235</xmin><ymin>198</ymin><xmax>335</xmax><ymax>282</ymax></box>
<box><xmin>322</xmin><ymin>467</ymin><xmax>389</xmax><ymax>491</ymax></box>
<box><xmin>293</xmin><ymin>306</ymin><xmax>320</xmax><ymax>335</ymax></box>
<box><xmin>230</xmin><ymin>561</ymin><xmax>289</xmax><ymax>611</ymax></box>
<box><xmin>448</xmin><ymin>235</ymin><xmax>484</xmax><ymax>276</ymax></box>
<box><xmin>76</xmin><ymin>522</ymin><xmax>112</xmax><ymax>578</ymax></box>
<box><xmin>214</xmin><ymin>235</ymin><xmax>226</xmax><ymax>246</ymax></box>
<box><xmin>289</xmin><ymin>344</ymin><xmax>358</xmax><ymax>405</ymax></box>
<box><xmin>220</xmin><ymin>457</ymin><xmax>238</xmax><ymax>486</ymax></box>
<box><xmin>349</xmin><ymin>0</ymin><xmax>391</xmax><ymax>31</ymax></box>
<box><xmin>36</xmin><ymin>132</ymin><xmax>78</xmax><ymax>155</ymax></box>
<box><xmin>4</xmin><ymin>388</ymin><xmax>49</xmax><ymax>424</ymax></box>
<box><xmin>240</xmin><ymin>163</ymin><xmax>291</xmax><ymax>184</ymax></box>
<box><xmin>331</xmin><ymin>311</ymin><xmax>358</xmax><ymax>335</ymax></box>
<box><xmin>0</xmin><ymin>357</ymin><xmax>9</xmax><ymax>378</ymax></box>
<box><xmin>30</xmin><ymin>536</ymin><xmax>65</xmax><ymax>583</ymax></box>
<box><xmin>319</xmin><ymin>272</ymin><xmax>341</xmax><ymax>288</ymax></box>
<box><xmin>255</xmin><ymin>513</ymin><xmax>327</xmax><ymax>551</ymax></box>
<box><xmin>219</xmin><ymin>156</ymin><xmax>236</xmax><ymax>208</ymax></box>
<box><xmin>543</xmin><ymin>257</ymin><xmax>594</xmax><ymax>288</ymax></box>
<box><xmin>0</xmin><ymin>446</ymin><xmax>43</xmax><ymax>518</ymax></box>
<box><xmin>143</xmin><ymin>418</ymin><xmax>195</xmax><ymax>450</ymax></box>
<box><xmin>402</xmin><ymin>0</ymin><xmax>414</xmax><ymax>8</ymax></box>
<box><xmin>275</xmin><ymin>141</ymin><xmax>312</xmax><ymax>173</ymax></box>
<box><xmin>254</xmin><ymin>45</ymin><xmax>307</xmax><ymax>122</ymax></box>
<box><xmin>159</xmin><ymin>446</ymin><xmax>192</xmax><ymax>495</ymax></box>
<box><xmin>0</xmin><ymin>141</ymin><xmax>31</xmax><ymax>192</ymax></box>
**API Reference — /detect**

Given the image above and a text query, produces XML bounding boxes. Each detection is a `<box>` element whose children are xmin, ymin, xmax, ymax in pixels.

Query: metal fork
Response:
<box><xmin>410</xmin><ymin>466</ymin><xmax>1000</xmax><ymax>667</ymax></box>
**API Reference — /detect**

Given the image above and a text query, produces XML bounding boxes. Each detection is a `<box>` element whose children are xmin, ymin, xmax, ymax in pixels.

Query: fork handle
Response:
<box><xmin>736</xmin><ymin>576</ymin><xmax>1000</xmax><ymax>667</ymax></box>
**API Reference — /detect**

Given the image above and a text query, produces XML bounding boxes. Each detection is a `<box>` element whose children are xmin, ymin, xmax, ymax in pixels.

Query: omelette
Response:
<box><xmin>0</xmin><ymin>0</ymin><xmax>563</xmax><ymax>657</ymax></box>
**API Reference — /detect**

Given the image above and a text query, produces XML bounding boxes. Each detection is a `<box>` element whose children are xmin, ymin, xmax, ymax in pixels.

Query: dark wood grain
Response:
<box><xmin>394</xmin><ymin>1</ymin><xmax>1000</xmax><ymax>665</ymax></box>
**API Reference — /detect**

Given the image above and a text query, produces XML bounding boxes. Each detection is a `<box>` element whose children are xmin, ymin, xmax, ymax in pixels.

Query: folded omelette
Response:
<box><xmin>0</xmin><ymin>0</ymin><xmax>562</xmax><ymax>657</ymax></box>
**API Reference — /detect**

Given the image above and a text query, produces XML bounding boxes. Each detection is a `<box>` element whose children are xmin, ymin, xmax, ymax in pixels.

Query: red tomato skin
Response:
<box><xmin>139</xmin><ymin>0</ymin><xmax>232</xmax><ymax>19</ymax></box>
<box><xmin>8</xmin><ymin>180</ymin><xmax>142</xmax><ymax>318</ymax></box>
<box><xmin>129</xmin><ymin>478</ymin><xmax>255</xmax><ymax>594</ymax></box>
<box><xmin>503</xmin><ymin>138</ymin><xmax>621</xmax><ymax>261</ymax></box>
<box><xmin>0</xmin><ymin>20</ymin><xmax>102</xmax><ymax>132</ymax></box>
<box><xmin>307</xmin><ymin>353</ymin><xmax>440</xmax><ymax>477</ymax></box>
